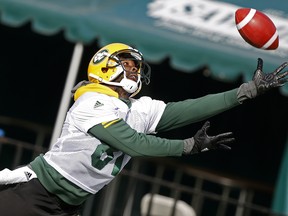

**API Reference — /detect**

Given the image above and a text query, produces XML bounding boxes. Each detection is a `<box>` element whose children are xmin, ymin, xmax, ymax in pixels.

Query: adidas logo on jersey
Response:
<box><xmin>94</xmin><ymin>100</ymin><xmax>104</xmax><ymax>108</ymax></box>
<box><xmin>24</xmin><ymin>171</ymin><xmax>32</xmax><ymax>180</ymax></box>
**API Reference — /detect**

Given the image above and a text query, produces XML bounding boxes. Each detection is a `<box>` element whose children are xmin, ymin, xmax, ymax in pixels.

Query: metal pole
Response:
<box><xmin>49</xmin><ymin>42</ymin><xmax>84</xmax><ymax>148</ymax></box>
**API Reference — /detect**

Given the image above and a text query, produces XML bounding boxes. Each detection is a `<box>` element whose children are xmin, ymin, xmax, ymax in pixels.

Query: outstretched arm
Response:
<box><xmin>88</xmin><ymin>119</ymin><xmax>184</xmax><ymax>157</ymax></box>
<box><xmin>156</xmin><ymin>89</ymin><xmax>239</xmax><ymax>132</ymax></box>
<box><xmin>157</xmin><ymin>58</ymin><xmax>288</xmax><ymax>132</ymax></box>
<box><xmin>88</xmin><ymin>119</ymin><xmax>234</xmax><ymax>157</ymax></box>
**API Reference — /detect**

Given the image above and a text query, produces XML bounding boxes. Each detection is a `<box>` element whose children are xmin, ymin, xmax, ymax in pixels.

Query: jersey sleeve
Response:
<box><xmin>88</xmin><ymin>119</ymin><xmax>184</xmax><ymax>157</ymax></box>
<box><xmin>131</xmin><ymin>96</ymin><xmax>166</xmax><ymax>134</ymax></box>
<box><xmin>156</xmin><ymin>89</ymin><xmax>240</xmax><ymax>132</ymax></box>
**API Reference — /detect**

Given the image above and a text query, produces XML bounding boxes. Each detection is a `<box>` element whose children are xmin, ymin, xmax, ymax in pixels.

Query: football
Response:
<box><xmin>235</xmin><ymin>8</ymin><xmax>279</xmax><ymax>50</ymax></box>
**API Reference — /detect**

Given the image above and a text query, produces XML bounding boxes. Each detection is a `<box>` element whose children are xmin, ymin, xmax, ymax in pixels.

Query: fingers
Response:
<box><xmin>217</xmin><ymin>137</ymin><xmax>235</xmax><ymax>151</ymax></box>
<box><xmin>253</xmin><ymin>68</ymin><xmax>263</xmax><ymax>81</ymax></box>
<box><xmin>277</xmin><ymin>70</ymin><xmax>288</xmax><ymax>80</ymax></box>
<box><xmin>274</xmin><ymin>62</ymin><xmax>288</xmax><ymax>75</ymax></box>
<box><xmin>201</xmin><ymin>121</ymin><xmax>210</xmax><ymax>132</ymax></box>
<box><xmin>215</xmin><ymin>132</ymin><xmax>234</xmax><ymax>140</ymax></box>
<box><xmin>279</xmin><ymin>78</ymin><xmax>288</xmax><ymax>86</ymax></box>
<box><xmin>219</xmin><ymin>144</ymin><xmax>232</xmax><ymax>150</ymax></box>
<box><xmin>217</xmin><ymin>137</ymin><xmax>235</xmax><ymax>145</ymax></box>
<box><xmin>257</xmin><ymin>58</ymin><xmax>263</xmax><ymax>70</ymax></box>
<box><xmin>214</xmin><ymin>132</ymin><xmax>235</xmax><ymax>148</ymax></box>
<box><xmin>275</xmin><ymin>68</ymin><xmax>288</xmax><ymax>86</ymax></box>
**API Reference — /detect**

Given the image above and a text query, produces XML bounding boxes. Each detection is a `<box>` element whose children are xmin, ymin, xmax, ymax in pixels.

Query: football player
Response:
<box><xmin>0</xmin><ymin>43</ymin><xmax>287</xmax><ymax>216</ymax></box>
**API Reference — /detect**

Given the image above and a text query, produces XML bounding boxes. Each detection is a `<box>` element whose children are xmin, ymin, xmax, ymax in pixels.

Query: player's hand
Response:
<box><xmin>184</xmin><ymin>121</ymin><xmax>235</xmax><ymax>154</ymax></box>
<box><xmin>253</xmin><ymin>58</ymin><xmax>288</xmax><ymax>95</ymax></box>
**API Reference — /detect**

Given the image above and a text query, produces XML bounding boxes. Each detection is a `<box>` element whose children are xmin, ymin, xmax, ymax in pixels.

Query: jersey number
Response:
<box><xmin>91</xmin><ymin>144</ymin><xmax>125</xmax><ymax>176</ymax></box>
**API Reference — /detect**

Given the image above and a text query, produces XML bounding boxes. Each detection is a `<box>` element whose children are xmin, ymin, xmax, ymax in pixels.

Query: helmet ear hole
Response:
<box><xmin>101</xmin><ymin>68</ymin><xmax>108</xmax><ymax>73</ymax></box>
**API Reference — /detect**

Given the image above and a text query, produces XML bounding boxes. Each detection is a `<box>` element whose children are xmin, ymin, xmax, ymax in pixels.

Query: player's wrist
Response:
<box><xmin>237</xmin><ymin>81</ymin><xmax>257</xmax><ymax>103</ymax></box>
<box><xmin>183</xmin><ymin>138</ymin><xmax>195</xmax><ymax>155</ymax></box>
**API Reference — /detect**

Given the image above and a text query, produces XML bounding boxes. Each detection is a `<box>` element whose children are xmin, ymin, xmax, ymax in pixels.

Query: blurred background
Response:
<box><xmin>0</xmin><ymin>0</ymin><xmax>288</xmax><ymax>215</ymax></box>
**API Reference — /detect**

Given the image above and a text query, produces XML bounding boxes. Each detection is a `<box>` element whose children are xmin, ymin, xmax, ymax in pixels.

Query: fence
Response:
<box><xmin>0</xmin><ymin>116</ymin><xmax>279</xmax><ymax>216</ymax></box>
<box><xmin>0</xmin><ymin>115</ymin><xmax>52</xmax><ymax>168</ymax></box>
<box><xmin>81</xmin><ymin>157</ymin><xmax>276</xmax><ymax>216</ymax></box>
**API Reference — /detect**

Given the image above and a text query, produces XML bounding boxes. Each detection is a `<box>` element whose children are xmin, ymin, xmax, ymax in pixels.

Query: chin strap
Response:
<box><xmin>88</xmin><ymin>73</ymin><xmax>141</xmax><ymax>95</ymax></box>
<box><xmin>129</xmin><ymin>81</ymin><xmax>142</xmax><ymax>98</ymax></box>
<box><xmin>119</xmin><ymin>77</ymin><xmax>138</xmax><ymax>93</ymax></box>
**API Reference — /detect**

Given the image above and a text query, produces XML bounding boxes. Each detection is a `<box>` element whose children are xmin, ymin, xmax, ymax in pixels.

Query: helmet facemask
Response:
<box><xmin>105</xmin><ymin>49</ymin><xmax>151</xmax><ymax>96</ymax></box>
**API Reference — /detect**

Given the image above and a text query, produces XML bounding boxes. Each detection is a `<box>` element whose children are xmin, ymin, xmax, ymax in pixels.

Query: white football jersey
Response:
<box><xmin>44</xmin><ymin>92</ymin><xmax>166</xmax><ymax>194</ymax></box>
